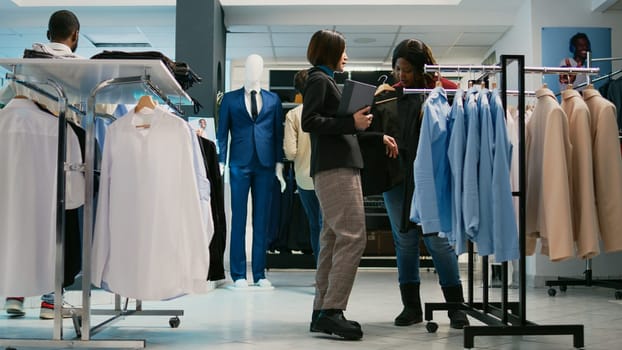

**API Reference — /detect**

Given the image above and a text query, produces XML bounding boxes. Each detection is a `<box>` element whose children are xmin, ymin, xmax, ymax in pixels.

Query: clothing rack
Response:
<box><xmin>415</xmin><ymin>57</ymin><xmax>598</xmax><ymax>349</ymax></box>
<box><xmin>2</xmin><ymin>74</ymin><xmax>72</xmax><ymax>344</ymax></box>
<box><xmin>0</xmin><ymin>58</ymin><xmax>193</xmax><ymax>349</ymax></box>
<box><xmin>546</xmin><ymin>54</ymin><xmax>622</xmax><ymax>300</ymax></box>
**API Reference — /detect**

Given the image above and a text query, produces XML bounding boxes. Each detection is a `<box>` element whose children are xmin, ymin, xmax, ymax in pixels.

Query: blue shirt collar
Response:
<box><xmin>317</xmin><ymin>65</ymin><xmax>334</xmax><ymax>78</ymax></box>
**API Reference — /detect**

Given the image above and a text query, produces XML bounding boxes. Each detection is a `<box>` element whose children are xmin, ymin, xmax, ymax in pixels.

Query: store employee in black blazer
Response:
<box><xmin>302</xmin><ymin>29</ymin><xmax>397</xmax><ymax>341</ymax></box>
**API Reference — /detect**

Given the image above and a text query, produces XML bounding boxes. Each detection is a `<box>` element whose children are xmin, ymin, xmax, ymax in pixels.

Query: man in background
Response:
<box><xmin>559</xmin><ymin>32</ymin><xmax>591</xmax><ymax>90</ymax></box>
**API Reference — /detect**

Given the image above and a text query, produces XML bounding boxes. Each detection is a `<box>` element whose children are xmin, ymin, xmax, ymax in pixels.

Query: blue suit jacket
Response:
<box><xmin>217</xmin><ymin>87</ymin><xmax>284</xmax><ymax>168</ymax></box>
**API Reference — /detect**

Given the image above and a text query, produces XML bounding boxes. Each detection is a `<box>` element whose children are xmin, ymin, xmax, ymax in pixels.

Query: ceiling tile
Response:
<box><xmin>458</xmin><ymin>32</ymin><xmax>504</xmax><ymax>46</ymax></box>
<box><xmin>346</xmin><ymin>46</ymin><xmax>393</xmax><ymax>62</ymax></box>
<box><xmin>396</xmin><ymin>32</ymin><xmax>461</xmax><ymax>46</ymax></box>
<box><xmin>227</xmin><ymin>33</ymin><xmax>272</xmax><ymax>48</ymax></box>
<box><xmin>227</xmin><ymin>25</ymin><xmax>270</xmax><ymax>33</ymax></box>
<box><xmin>271</xmin><ymin>32</ymin><xmax>314</xmax><ymax>47</ymax></box>
<box><xmin>336</xmin><ymin>25</ymin><xmax>400</xmax><ymax>34</ymax></box>
<box><xmin>341</xmin><ymin>33</ymin><xmax>397</xmax><ymax>47</ymax></box>
<box><xmin>270</xmin><ymin>25</ymin><xmax>328</xmax><ymax>33</ymax></box>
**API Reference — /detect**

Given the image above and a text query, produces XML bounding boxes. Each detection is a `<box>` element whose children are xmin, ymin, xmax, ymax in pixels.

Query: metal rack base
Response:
<box><xmin>463</xmin><ymin>324</ymin><xmax>584</xmax><ymax>349</ymax></box>
<box><xmin>0</xmin><ymin>339</ymin><xmax>145</xmax><ymax>349</ymax></box>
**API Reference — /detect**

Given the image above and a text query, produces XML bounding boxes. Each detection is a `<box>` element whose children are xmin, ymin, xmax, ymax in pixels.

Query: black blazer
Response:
<box><xmin>196</xmin><ymin>136</ymin><xmax>227</xmax><ymax>281</ymax></box>
<box><xmin>301</xmin><ymin>67</ymin><xmax>363</xmax><ymax>177</ymax></box>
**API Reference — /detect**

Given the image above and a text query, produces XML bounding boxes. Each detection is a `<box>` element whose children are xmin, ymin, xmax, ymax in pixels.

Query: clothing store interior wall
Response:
<box><xmin>1</xmin><ymin>0</ymin><xmax>619</xmax><ymax>75</ymax></box>
<box><xmin>1</xmin><ymin>0</ymin><xmax>622</xmax><ymax>281</ymax></box>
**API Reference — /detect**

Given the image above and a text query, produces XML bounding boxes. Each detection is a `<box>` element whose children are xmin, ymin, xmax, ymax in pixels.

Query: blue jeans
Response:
<box><xmin>383</xmin><ymin>182</ymin><xmax>461</xmax><ymax>287</ymax></box>
<box><xmin>297</xmin><ymin>186</ymin><xmax>322</xmax><ymax>266</ymax></box>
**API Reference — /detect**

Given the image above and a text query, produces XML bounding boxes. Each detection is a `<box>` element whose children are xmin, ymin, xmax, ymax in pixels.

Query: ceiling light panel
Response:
<box><xmin>84</xmin><ymin>32</ymin><xmax>152</xmax><ymax>48</ymax></box>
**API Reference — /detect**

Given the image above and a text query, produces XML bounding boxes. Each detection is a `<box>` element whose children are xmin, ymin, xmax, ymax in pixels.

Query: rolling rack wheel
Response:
<box><xmin>169</xmin><ymin>316</ymin><xmax>181</xmax><ymax>328</ymax></box>
<box><xmin>615</xmin><ymin>290</ymin><xmax>622</xmax><ymax>300</ymax></box>
<box><xmin>559</xmin><ymin>285</ymin><xmax>567</xmax><ymax>292</ymax></box>
<box><xmin>547</xmin><ymin>288</ymin><xmax>557</xmax><ymax>297</ymax></box>
<box><xmin>426</xmin><ymin>321</ymin><xmax>438</xmax><ymax>333</ymax></box>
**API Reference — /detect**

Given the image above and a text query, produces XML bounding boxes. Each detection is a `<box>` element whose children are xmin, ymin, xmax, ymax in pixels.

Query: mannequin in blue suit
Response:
<box><xmin>217</xmin><ymin>54</ymin><xmax>285</xmax><ymax>288</ymax></box>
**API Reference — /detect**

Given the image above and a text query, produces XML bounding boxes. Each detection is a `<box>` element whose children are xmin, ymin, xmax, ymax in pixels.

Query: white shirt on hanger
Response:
<box><xmin>92</xmin><ymin>105</ymin><xmax>211</xmax><ymax>300</ymax></box>
<box><xmin>0</xmin><ymin>98</ymin><xmax>84</xmax><ymax>297</ymax></box>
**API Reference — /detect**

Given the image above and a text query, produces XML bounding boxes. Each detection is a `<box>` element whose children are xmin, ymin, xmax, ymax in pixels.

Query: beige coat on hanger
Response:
<box><xmin>583</xmin><ymin>87</ymin><xmax>622</xmax><ymax>254</ymax></box>
<box><xmin>525</xmin><ymin>87</ymin><xmax>574</xmax><ymax>261</ymax></box>
<box><xmin>561</xmin><ymin>89</ymin><xmax>600</xmax><ymax>259</ymax></box>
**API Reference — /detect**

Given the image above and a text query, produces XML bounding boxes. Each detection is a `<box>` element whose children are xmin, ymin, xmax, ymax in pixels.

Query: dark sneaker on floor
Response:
<box><xmin>4</xmin><ymin>297</ymin><xmax>25</xmax><ymax>317</ymax></box>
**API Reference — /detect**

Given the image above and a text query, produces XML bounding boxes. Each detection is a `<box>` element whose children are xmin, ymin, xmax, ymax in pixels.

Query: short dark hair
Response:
<box><xmin>293</xmin><ymin>69</ymin><xmax>308</xmax><ymax>95</ymax></box>
<box><xmin>569</xmin><ymin>32</ymin><xmax>591</xmax><ymax>54</ymax></box>
<box><xmin>48</xmin><ymin>10</ymin><xmax>80</xmax><ymax>42</ymax></box>
<box><xmin>306</xmin><ymin>30</ymin><xmax>345</xmax><ymax>70</ymax></box>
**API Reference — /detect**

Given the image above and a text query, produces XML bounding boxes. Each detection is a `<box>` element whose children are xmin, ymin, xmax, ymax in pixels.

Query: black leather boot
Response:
<box><xmin>314</xmin><ymin>309</ymin><xmax>363</xmax><ymax>340</ymax></box>
<box><xmin>441</xmin><ymin>285</ymin><xmax>470</xmax><ymax>329</ymax></box>
<box><xmin>394</xmin><ymin>283</ymin><xmax>423</xmax><ymax>326</ymax></box>
<box><xmin>310</xmin><ymin>309</ymin><xmax>360</xmax><ymax>332</ymax></box>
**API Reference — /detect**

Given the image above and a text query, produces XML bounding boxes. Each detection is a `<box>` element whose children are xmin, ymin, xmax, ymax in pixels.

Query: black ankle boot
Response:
<box><xmin>310</xmin><ymin>309</ymin><xmax>360</xmax><ymax>332</ymax></box>
<box><xmin>314</xmin><ymin>309</ymin><xmax>363</xmax><ymax>340</ymax></box>
<box><xmin>394</xmin><ymin>283</ymin><xmax>423</xmax><ymax>326</ymax></box>
<box><xmin>441</xmin><ymin>285</ymin><xmax>470</xmax><ymax>329</ymax></box>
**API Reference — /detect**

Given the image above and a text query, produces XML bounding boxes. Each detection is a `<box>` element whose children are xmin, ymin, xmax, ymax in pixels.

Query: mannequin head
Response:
<box><xmin>244</xmin><ymin>54</ymin><xmax>264</xmax><ymax>91</ymax></box>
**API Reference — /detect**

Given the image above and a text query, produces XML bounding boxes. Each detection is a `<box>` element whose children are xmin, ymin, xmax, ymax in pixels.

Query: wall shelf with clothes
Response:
<box><xmin>0</xmin><ymin>58</ymin><xmax>197</xmax><ymax>349</ymax></box>
<box><xmin>413</xmin><ymin>58</ymin><xmax>600</xmax><ymax>349</ymax></box>
<box><xmin>545</xmin><ymin>54</ymin><xmax>622</xmax><ymax>301</ymax></box>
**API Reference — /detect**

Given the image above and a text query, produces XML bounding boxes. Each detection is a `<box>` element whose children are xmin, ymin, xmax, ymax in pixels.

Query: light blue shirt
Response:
<box><xmin>410</xmin><ymin>87</ymin><xmax>452</xmax><ymax>234</ymax></box>
<box><xmin>462</xmin><ymin>87</ymin><xmax>480</xmax><ymax>241</ymax></box>
<box><xmin>447</xmin><ymin>88</ymin><xmax>466</xmax><ymax>249</ymax></box>
<box><xmin>490</xmin><ymin>89</ymin><xmax>519</xmax><ymax>262</ymax></box>
<box><xmin>474</xmin><ymin>89</ymin><xmax>494</xmax><ymax>256</ymax></box>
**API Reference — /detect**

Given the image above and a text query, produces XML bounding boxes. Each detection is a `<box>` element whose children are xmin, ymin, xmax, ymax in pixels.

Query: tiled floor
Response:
<box><xmin>1</xmin><ymin>267</ymin><xmax>621</xmax><ymax>349</ymax></box>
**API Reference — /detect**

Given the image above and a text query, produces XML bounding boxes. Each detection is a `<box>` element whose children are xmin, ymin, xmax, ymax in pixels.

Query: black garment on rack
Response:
<box><xmin>359</xmin><ymin>89</ymin><xmax>404</xmax><ymax>196</ymax></box>
<box><xmin>282</xmin><ymin>163</ymin><xmax>312</xmax><ymax>252</ymax></box>
<box><xmin>90</xmin><ymin>51</ymin><xmax>202</xmax><ymax>90</ymax></box>
<box><xmin>22</xmin><ymin>49</ymin><xmax>54</xmax><ymax>59</ymax></box>
<box><xmin>267</xmin><ymin>162</ymin><xmax>312</xmax><ymax>253</ymax></box>
<box><xmin>33</xmin><ymin>102</ymin><xmax>89</xmax><ymax>288</ymax></box>
<box><xmin>196</xmin><ymin>136</ymin><xmax>226</xmax><ymax>281</ymax></box>
<box><xmin>268</xmin><ymin>174</ymin><xmax>288</xmax><ymax>252</ymax></box>
<box><xmin>64</xmin><ymin>121</ymin><xmax>85</xmax><ymax>288</ymax></box>
<box><xmin>603</xmin><ymin>78</ymin><xmax>622</xmax><ymax>132</ymax></box>
<box><xmin>394</xmin><ymin>87</ymin><xmax>425</xmax><ymax>233</ymax></box>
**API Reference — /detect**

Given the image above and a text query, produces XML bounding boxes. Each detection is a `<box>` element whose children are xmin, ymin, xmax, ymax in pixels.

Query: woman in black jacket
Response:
<box><xmin>302</xmin><ymin>29</ymin><xmax>397</xmax><ymax>341</ymax></box>
<box><xmin>374</xmin><ymin>39</ymin><xmax>469</xmax><ymax>329</ymax></box>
